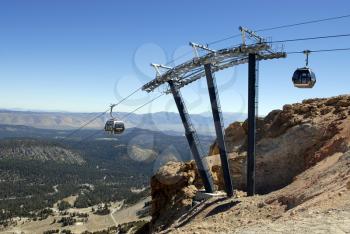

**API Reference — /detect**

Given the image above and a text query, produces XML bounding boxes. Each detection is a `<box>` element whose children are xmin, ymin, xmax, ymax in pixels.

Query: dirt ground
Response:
<box><xmin>157</xmin><ymin>151</ymin><xmax>350</xmax><ymax>234</ymax></box>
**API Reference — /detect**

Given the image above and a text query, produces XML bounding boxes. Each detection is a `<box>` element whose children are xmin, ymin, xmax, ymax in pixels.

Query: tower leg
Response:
<box><xmin>247</xmin><ymin>53</ymin><xmax>257</xmax><ymax>196</ymax></box>
<box><xmin>204</xmin><ymin>63</ymin><xmax>234</xmax><ymax>197</ymax></box>
<box><xmin>168</xmin><ymin>80</ymin><xmax>215</xmax><ymax>193</ymax></box>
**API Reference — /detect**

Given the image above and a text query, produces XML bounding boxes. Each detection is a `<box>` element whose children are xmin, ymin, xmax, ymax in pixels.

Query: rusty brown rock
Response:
<box><xmin>150</xmin><ymin>94</ymin><xmax>350</xmax><ymax>231</ymax></box>
<box><xmin>209</xmin><ymin>121</ymin><xmax>246</xmax><ymax>155</ymax></box>
<box><xmin>150</xmin><ymin>161</ymin><xmax>201</xmax><ymax>231</ymax></box>
<box><xmin>337</xmin><ymin>99</ymin><xmax>350</xmax><ymax>107</ymax></box>
<box><xmin>320</xmin><ymin>106</ymin><xmax>333</xmax><ymax>115</ymax></box>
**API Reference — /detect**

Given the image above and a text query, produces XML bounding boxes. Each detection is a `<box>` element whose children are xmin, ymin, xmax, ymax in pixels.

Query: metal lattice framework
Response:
<box><xmin>142</xmin><ymin>36</ymin><xmax>286</xmax><ymax>93</ymax></box>
<box><xmin>142</xmin><ymin>27</ymin><xmax>287</xmax><ymax>196</ymax></box>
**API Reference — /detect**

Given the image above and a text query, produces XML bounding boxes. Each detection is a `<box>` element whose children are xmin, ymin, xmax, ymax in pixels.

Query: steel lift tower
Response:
<box><xmin>143</xmin><ymin>28</ymin><xmax>286</xmax><ymax>196</ymax></box>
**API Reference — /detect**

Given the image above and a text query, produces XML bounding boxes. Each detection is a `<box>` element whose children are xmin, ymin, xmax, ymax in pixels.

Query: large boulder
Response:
<box><xmin>150</xmin><ymin>161</ymin><xmax>200</xmax><ymax>231</ymax></box>
<box><xmin>209</xmin><ymin>122</ymin><xmax>246</xmax><ymax>154</ymax></box>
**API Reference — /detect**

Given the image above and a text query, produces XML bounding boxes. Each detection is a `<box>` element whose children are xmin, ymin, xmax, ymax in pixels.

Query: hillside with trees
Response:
<box><xmin>0</xmin><ymin>125</ymin><xmax>214</xmax><ymax>225</ymax></box>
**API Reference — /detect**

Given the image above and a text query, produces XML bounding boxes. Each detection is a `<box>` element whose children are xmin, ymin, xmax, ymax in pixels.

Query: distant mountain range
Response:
<box><xmin>0</xmin><ymin>109</ymin><xmax>246</xmax><ymax>135</ymax></box>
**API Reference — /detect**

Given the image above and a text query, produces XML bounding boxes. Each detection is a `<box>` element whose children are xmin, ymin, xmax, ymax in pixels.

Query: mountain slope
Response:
<box><xmin>149</xmin><ymin>94</ymin><xmax>350</xmax><ymax>233</ymax></box>
<box><xmin>0</xmin><ymin>139</ymin><xmax>84</xmax><ymax>164</ymax></box>
<box><xmin>159</xmin><ymin>151</ymin><xmax>350</xmax><ymax>233</ymax></box>
<box><xmin>0</xmin><ymin>125</ymin><xmax>214</xmax><ymax>225</ymax></box>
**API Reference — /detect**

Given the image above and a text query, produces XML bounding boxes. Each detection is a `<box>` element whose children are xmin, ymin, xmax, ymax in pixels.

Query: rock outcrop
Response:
<box><xmin>150</xmin><ymin>161</ymin><xmax>199</xmax><ymax>231</ymax></box>
<box><xmin>208</xmin><ymin>95</ymin><xmax>350</xmax><ymax>192</ymax></box>
<box><xmin>162</xmin><ymin>151</ymin><xmax>350</xmax><ymax>234</ymax></box>
<box><xmin>150</xmin><ymin>95</ymin><xmax>350</xmax><ymax>231</ymax></box>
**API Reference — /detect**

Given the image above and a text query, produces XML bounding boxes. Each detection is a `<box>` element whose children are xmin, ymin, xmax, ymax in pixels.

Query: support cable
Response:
<box><xmin>66</xmin><ymin>16</ymin><xmax>350</xmax><ymax>138</ymax></box>
<box><xmin>286</xmin><ymin>47</ymin><xmax>350</xmax><ymax>54</ymax></box>
<box><xmin>77</xmin><ymin>93</ymin><xmax>164</xmax><ymax>143</ymax></box>
<box><xmin>64</xmin><ymin>109</ymin><xmax>109</xmax><ymax>139</ymax></box>
<box><xmin>64</xmin><ymin>86</ymin><xmax>143</xmax><ymax>139</ymax></box>
<box><xmin>208</xmin><ymin>13</ymin><xmax>350</xmax><ymax>46</ymax></box>
<box><xmin>269</xmin><ymin>33</ymin><xmax>350</xmax><ymax>44</ymax></box>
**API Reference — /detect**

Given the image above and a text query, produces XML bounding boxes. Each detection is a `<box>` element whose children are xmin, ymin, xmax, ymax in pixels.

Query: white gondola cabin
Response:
<box><xmin>292</xmin><ymin>67</ymin><xmax>316</xmax><ymax>88</ymax></box>
<box><xmin>104</xmin><ymin>119</ymin><xmax>125</xmax><ymax>134</ymax></box>
<box><xmin>292</xmin><ymin>50</ymin><xmax>316</xmax><ymax>88</ymax></box>
<box><xmin>104</xmin><ymin>104</ymin><xmax>125</xmax><ymax>134</ymax></box>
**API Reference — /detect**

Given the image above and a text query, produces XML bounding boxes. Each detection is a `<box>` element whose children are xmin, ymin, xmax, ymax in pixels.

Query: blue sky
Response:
<box><xmin>0</xmin><ymin>0</ymin><xmax>350</xmax><ymax>115</ymax></box>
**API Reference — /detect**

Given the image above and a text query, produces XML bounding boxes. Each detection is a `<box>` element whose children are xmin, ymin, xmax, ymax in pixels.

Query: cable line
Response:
<box><xmin>255</xmin><ymin>14</ymin><xmax>350</xmax><ymax>33</ymax></box>
<box><xmin>154</xmin><ymin>14</ymin><xmax>350</xmax><ymax>67</ymax></box>
<box><xmin>110</xmin><ymin>86</ymin><xmax>142</xmax><ymax>107</ymax></box>
<box><xmin>65</xmin><ymin>14</ymin><xmax>350</xmax><ymax>138</ymax></box>
<box><xmin>78</xmin><ymin>128</ymin><xmax>104</xmax><ymax>143</ymax></box>
<box><xmin>65</xmin><ymin>109</ymin><xmax>109</xmax><ymax>139</ymax></box>
<box><xmin>169</xmin><ymin>28</ymin><xmax>350</xmax><ymax>66</ymax></box>
<box><xmin>165</xmin><ymin>51</ymin><xmax>193</xmax><ymax>66</ymax></box>
<box><xmin>270</xmin><ymin>33</ymin><xmax>350</xmax><ymax>44</ymax></box>
<box><xmin>120</xmin><ymin>93</ymin><xmax>164</xmax><ymax>120</ymax></box>
<box><xmin>208</xmin><ymin>13</ymin><xmax>350</xmax><ymax>46</ymax></box>
<box><xmin>287</xmin><ymin>47</ymin><xmax>350</xmax><ymax>54</ymax></box>
<box><xmin>69</xmin><ymin>43</ymin><xmax>350</xmax><ymax>142</ymax></box>
<box><xmin>64</xmin><ymin>86</ymin><xmax>143</xmax><ymax>139</ymax></box>
<box><xmin>208</xmin><ymin>34</ymin><xmax>242</xmax><ymax>46</ymax></box>
<box><xmin>77</xmin><ymin>93</ymin><xmax>164</xmax><ymax>143</ymax></box>
<box><xmin>69</xmin><ymin>33</ymin><xmax>350</xmax><ymax>139</ymax></box>
<box><xmin>219</xmin><ymin>33</ymin><xmax>350</xmax><ymax>50</ymax></box>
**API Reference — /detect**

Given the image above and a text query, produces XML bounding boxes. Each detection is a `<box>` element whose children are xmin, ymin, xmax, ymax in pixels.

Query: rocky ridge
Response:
<box><xmin>150</xmin><ymin>95</ymin><xmax>350</xmax><ymax>233</ymax></box>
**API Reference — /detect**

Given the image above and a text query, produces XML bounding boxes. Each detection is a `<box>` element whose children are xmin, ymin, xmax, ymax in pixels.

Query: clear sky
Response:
<box><xmin>1</xmin><ymin>0</ymin><xmax>350</xmax><ymax>115</ymax></box>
